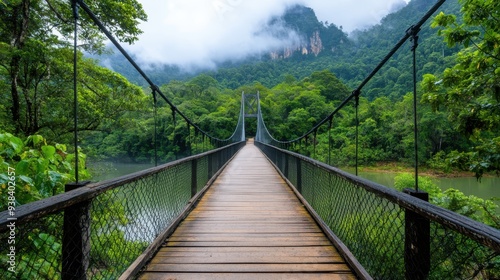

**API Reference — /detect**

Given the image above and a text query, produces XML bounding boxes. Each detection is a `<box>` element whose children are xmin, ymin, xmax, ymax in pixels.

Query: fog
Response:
<box><xmin>124</xmin><ymin>0</ymin><xmax>409</xmax><ymax>70</ymax></box>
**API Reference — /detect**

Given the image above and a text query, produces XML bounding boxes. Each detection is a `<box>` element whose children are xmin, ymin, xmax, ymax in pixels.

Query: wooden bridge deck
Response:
<box><xmin>138</xmin><ymin>142</ymin><xmax>356</xmax><ymax>280</ymax></box>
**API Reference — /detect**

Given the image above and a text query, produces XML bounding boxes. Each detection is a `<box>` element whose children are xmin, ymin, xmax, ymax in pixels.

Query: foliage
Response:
<box><xmin>0</xmin><ymin>133</ymin><xmax>147</xmax><ymax>279</ymax></box>
<box><xmin>0</xmin><ymin>132</ymin><xmax>87</xmax><ymax>279</ymax></box>
<box><xmin>442</xmin><ymin>138</ymin><xmax>500</xmax><ymax>180</ymax></box>
<box><xmin>427</xmin><ymin>151</ymin><xmax>453</xmax><ymax>172</ymax></box>
<box><xmin>421</xmin><ymin>0</ymin><xmax>500</xmax><ymax>177</ymax></box>
<box><xmin>0</xmin><ymin>133</ymin><xmax>89</xmax><ymax>209</ymax></box>
<box><xmin>0</xmin><ymin>217</ymin><xmax>64</xmax><ymax>280</ymax></box>
<box><xmin>394</xmin><ymin>173</ymin><xmax>499</xmax><ymax>228</ymax></box>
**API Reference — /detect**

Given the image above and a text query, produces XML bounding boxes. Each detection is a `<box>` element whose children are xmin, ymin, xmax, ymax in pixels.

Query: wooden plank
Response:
<box><xmin>171</xmin><ymin>230</ymin><xmax>322</xmax><ymax>236</ymax></box>
<box><xmin>156</xmin><ymin>246</ymin><xmax>339</xmax><ymax>256</ymax></box>
<box><xmin>145</xmin><ymin>263</ymin><xmax>352</xmax><ymax>273</ymax></box>
<box><xmin>137</xmin><ymin>143</ymin><xmax>357</xmax><ymax>279</ymax></box>
<box><xmin>155</xmin><ymin>251</ymin><xmax>339</xmax><ymax>259</ymax></box>
<box><xmin>164</xmin><ymin>241</ymin><xmax>334</xmax><ymax>247</ymax></box>
<box><xmin>169</xmin><ymin>232</ymin><xmax>327</xmax><ymax>238</ymax></box>
<box><xmin>177</xmin><ymin>223</ymin><xmax>316</xmax><ymax>227</ymax></box>
<box><xmin>140</xmin><ymin>272</ymin><xmax>357</xmax><ymax>280</ymax></box>
<box><xmin>191</xmin><ymin>204</ymin><xmax>304</xmax><ymax>209</ymax></box>
<box><xmin>175</xmin><ymin>222</ymin><xmax>317</xmax><ymax>228</ymax></box>
<box><xmin>189</xmin><ymin>210</ymin><xmax>308</xmax><ymax>214</ymax></box>
<box><xmin>182</xmin><ymin>217</ymin><xmax>313</xmax><ymax>222</ymax></box>
<box><xmin>149</xmin><ymin>256</ymin><xmax>342</xmax><ymax>264</ymax></box>
<box><xmin>166</xmin><ymin>237</ymin><xmax>329</xmax><ymax>243</ymax></box>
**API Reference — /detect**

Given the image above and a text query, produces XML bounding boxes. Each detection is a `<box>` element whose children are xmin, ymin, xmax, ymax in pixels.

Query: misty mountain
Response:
<box><xmin>266</xmin><ymin>5</ymin><xmax>350</xmax><ymax>59</ymax></box>
<box><xmin>95</xmin><ymin>4</ymin><xmax>349</xmax><ymax>85</ymax></box>
<box><xmin>94</xmin><ymin>0</ymin><xmax>461</xmax><ymax>98</ymax></box>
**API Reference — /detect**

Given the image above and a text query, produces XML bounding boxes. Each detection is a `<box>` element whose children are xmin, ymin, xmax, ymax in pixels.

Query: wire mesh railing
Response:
<box><xmin>256</xmin><ymin>141</ymin><xmax>500</xmax><ymax>279</ymax></box>
<box><xmin>0</xmin><ymin>142</ymin><xmax>244</xmax><ymax>279</ymax></box>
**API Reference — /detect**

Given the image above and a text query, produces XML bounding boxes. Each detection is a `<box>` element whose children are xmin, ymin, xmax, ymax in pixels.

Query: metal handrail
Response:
<box><xmin>256</xmin><ymin>141</ymin><xmax>500</xmax><ymax>252</ymax></box>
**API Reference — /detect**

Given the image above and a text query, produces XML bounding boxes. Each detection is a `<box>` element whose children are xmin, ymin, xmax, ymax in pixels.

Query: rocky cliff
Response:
<box><xmin>267</xmin><ymin>5</ymin><xmax>348</xmax><ymax>60</ymax></box>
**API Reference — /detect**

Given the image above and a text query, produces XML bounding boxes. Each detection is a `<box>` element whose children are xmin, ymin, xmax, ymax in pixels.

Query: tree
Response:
<box><xmin>422</xmin><ymin>0</ymin><xmax>500</xmax><ymax>176</ymax></box>
<box><xmin>308</xmin><ymin>70</ymin><xmax>350</xmax><ymax>102</ymax></box>
<box><xmin>187</xmin><ymin>74</ymin><xmax>219</xmax><ymax>98</ymax></box>
<box><xmin>1</xmin><ymin>0</ymin><xmax>147</xmax><ymax>135</ymax></box>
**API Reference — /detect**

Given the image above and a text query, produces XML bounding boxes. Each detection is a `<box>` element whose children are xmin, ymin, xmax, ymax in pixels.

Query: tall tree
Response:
<box><xmin>0</xmin><ymin>0</ymin><xmax>147</xmax><ymax>135</ymax></box>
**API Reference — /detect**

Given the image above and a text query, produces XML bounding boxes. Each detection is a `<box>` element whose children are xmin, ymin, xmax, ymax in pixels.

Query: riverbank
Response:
<box><xmin>353</xmin><ymin>162</ymin><xmax>495</xmax><ymax>179</ymax></box>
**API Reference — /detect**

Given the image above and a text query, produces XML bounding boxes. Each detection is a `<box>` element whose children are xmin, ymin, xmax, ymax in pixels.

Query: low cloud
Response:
<box><xmin>308</xmin><ymin>0</ymin><xmax>409</xmax><ymax>31</ymax></box>
<box><xmin>125</xmin><ymin>0</ymin><xmax>409</xmax><ymax>70</ymax></box>
<box><xmin>126</xmin><ymin>0</ymin><xmax>301</xmax><ymax>70</ymax></box>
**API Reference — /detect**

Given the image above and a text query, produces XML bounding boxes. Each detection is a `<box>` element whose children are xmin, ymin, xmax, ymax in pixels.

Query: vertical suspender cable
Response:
<box><xmin>72</xmin><ymin>0</ymin><xmax>79</xmax><ymax>183</ymax></box>
<box><xmin>241</xmin><ymin>92</ymin><xmax>246</xmax><ymax>142</ymax></box>
<box><xmin>188</xmin><ymin>123</ymin><xmax>192</xmax><ymax>156</ymax></box>
<box><xmin>410</xmin><ymin>27</ymin><xmax>420</xmax><ymax>191</ymax></box>
<box><xmin>313</xmin><ymin>130</ymin><xmax>317</xmax><ymax>159</ymax></box>
<box><xmin>328</xmin><ymin>117</ymin><xmax>332</xmax><ymax>166</ymax></box>
<box><xmin>355</xmin><ymin>94</ymin><xmax>360</xmax><ymax>177</ymax></box>
<box><xmin>153</xmin><ymin>88</ymin><xmax>158</xmax><ymax>166</ymax></box>
<box><xmin>172</xmin><ymin>108</ymin><xmax>177</xmax><ymax>159</ymax></box>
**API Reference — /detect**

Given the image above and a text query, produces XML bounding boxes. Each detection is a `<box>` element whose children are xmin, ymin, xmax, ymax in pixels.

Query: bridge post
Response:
<box><xmin>62</xmin><ymin>181</ymin><xmax>91</xmax><ymax>280</ymax></box>
<box><xmin>296</xmin><ymin>159</ymin><xmax>302</xmax><ymax>193</ymax></box>
<box><xmin>191</xmin><ymin>159</ymin><xmax>198</xmax><ymax>197</ymax></box>
<box><xmin>403</xmin><ymin>189</ymin><xmax>430</xmax><ymax>280</ymax></box>
<box><xmin>208</xmin><ymin>153</ymin><xmax>213</xmax><ymax>179</ymax></box>
<box><xmin>284</xmin><ymin>154</ymin><xmax>289</xmax><ymax>178</ymax></box>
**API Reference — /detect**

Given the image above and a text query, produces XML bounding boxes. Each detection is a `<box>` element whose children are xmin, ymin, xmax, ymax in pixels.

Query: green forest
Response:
<box><xmin>1</xmin><ymin>0</ymin><xmax>499</xmax><ymax>219</ymax></box>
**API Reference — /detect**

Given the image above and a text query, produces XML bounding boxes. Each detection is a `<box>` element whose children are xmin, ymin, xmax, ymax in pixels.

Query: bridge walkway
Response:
<box><xmin>138</xmin><ymin>142</ymin><xmax>356</xmax><ymax>279</ymax></box>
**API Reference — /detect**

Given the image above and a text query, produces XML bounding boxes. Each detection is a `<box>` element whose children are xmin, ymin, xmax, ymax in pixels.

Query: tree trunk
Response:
<box><xmin>9</xmin><ymin>0</ymin><xmax>31</xmax><ymax>134</ymax></box>
<box><xmin>10</xmin><ymin>57</ymin><xmax>21</xmax><ymax>132</ymax></box>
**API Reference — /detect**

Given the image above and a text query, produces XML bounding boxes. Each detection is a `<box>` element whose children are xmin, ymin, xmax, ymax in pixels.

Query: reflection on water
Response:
<box><xmin>87</xmin><ymin>161</ymin><xmax>155</xmax><ymax>182</ymax></box>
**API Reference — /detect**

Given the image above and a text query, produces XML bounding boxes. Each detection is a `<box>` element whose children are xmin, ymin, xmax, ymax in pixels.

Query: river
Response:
<box><xmin>354</xmin><ymin>170</ymin><xmax>500</xmax><ymax>201</ymax></box>
<box><xmin>88</xmin><ymin>161</ymin><xmax>155</xmax><ymax>182</ymax></box>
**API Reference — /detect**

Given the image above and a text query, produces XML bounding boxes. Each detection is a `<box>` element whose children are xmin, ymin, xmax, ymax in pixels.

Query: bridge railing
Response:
<box><xmin>0</xmin><ymin>141</ymin><xmax>244</xmax><ymax>280</ymax></box>
<box><xmin>256</xmin><ymin>141</ymin><xmax>500</xmax><ymax>279</ymax></box>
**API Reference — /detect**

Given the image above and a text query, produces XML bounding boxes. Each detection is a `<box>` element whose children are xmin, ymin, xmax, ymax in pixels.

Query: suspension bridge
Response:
<box><xmin>1</xmin><ymin>0</ymin><xmax>500</xmax><ymax>279</ymax></box>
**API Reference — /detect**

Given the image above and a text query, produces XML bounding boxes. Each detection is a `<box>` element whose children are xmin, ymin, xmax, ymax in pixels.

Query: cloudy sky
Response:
<box><xmin>126</xmin><ymin>0</ymin><xmax>409</xmax><ymax>70</ymax></box>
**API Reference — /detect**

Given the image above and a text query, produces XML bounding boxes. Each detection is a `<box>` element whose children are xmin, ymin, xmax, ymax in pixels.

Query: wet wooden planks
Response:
<box><xmin>139</xmin><ymin>142</ymin><xmax>356</xmax><ymax>280</ymax></box>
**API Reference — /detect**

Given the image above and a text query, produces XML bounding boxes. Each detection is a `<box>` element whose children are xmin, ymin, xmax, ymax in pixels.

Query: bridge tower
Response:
<box><xmin>243</xmin><ymin>92</ymin><xmax>259</xmax><ymax>118</ymax></box>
